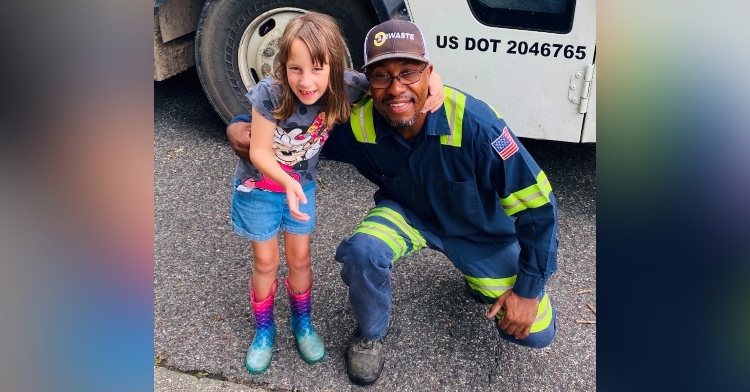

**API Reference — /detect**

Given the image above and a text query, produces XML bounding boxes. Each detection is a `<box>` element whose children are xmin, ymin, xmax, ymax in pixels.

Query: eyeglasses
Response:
<box><xmin>367</xmin><ymin>63</ymin><xmax>428</xmax><ymax>89</ymax></box>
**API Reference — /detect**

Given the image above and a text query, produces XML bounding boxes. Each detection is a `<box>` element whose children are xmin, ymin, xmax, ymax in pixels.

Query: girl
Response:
<box><xmin>231</xmin><ymin>12</ymin><xmax>444</xmax><ymax>374</ymax></box>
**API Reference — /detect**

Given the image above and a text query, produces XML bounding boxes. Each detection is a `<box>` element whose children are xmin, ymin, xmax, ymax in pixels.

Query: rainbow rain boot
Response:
<box><xmin>284</xmin><ymin>277</ymin><xmax>325</xmax><ymax>363</ymax></box>
<box><xmin>245</xmin><ymin>279</ymin><xmax>277</xmax><ymax>373</ymax></box>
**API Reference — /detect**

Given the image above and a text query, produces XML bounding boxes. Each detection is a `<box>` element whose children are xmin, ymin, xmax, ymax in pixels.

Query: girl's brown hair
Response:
<box><xmin>273</xmin><ymin>12</ymin><xmax>351</xmax><ymax>129</ymax></box>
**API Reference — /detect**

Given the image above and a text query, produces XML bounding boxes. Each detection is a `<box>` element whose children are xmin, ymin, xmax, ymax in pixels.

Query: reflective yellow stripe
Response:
<box><xmin>530</xmin><ymin>294</ymin><xmax>553</xmax><ymax>333</ymax></box>
<box><xmin>500</xmin><ymin>171</ymin><xmax>552</xmax><ymax>216</ymax></box>
<box><xmin>354</xmin><ymin>221</ymin><xmax>407</xmax><ymax>260</ymax></box>
<box><xmin>465</xmin><ymin>275</ymin><xmax>517</xmax><ymax>298</ymax></box>
<box><xmin>467</xmin><ymin>274</ymin><xmax>555</xmax><ymax>334</ymax></box>
<box><xmin>488</xmin><ymin>103</ymin><xmax>502</xmax><ymax>119</ymax></box>
<box><xmin>477</xmin><ymin>98</ymin><xmax>502</xmax><ymax>119</ymax></box>
<box><xmin>368</xmin><ymin>207</ymin><xmax>427</xmax><ymax>251</ymax></box>
<box><xmin>440</xmin><ymin>87</ymin><xmax>465</xmax><ymax>147</ymax></box>
<box><xmin>350</xmin><ymin>98</ymin><xmax>376</xmax><ymax>144</ymax></box>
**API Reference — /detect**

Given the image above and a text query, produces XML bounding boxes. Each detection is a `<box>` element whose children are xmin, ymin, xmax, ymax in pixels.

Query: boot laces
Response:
<box><xmin>358</xmin><ymin>337</ymin><xmax>383</xmax><ymax>350</ymax></box>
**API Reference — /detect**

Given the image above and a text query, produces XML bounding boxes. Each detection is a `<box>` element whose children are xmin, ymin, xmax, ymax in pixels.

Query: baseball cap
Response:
<box><xmin>362</xmin><ymin>19</ymin><xmax>430</xmax><ymax>69</ymax></box>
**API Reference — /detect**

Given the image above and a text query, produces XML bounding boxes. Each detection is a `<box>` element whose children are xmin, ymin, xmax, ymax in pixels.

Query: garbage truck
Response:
<box><xmin>154</xmin><ymin>0</ymin><xmax>595</xmax><ymax>142</ymax></box>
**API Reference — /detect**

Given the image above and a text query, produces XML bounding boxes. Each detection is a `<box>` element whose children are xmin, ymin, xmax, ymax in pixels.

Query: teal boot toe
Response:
<box><xmin>245</xmin><ymin>323</ymin><xmax>276</xmax><ymax>373</ymax></box>
<box><xmin>294</xmin><ymin>328</ymin><xmax>325</xmax><ymax>363</ymax></box>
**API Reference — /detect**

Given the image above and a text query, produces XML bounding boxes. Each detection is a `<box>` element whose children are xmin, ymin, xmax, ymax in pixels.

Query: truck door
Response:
<box><xmin>405</xmin><ymin>0</ymin><xmax>595</xmax><ymax>142</ymax></box>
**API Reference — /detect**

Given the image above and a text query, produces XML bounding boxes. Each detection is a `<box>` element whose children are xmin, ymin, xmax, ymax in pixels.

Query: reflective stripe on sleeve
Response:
<box><xmin>500</xmin><ymin>171</ymin><xmax>552</xmax><ymax>216</ymax></box>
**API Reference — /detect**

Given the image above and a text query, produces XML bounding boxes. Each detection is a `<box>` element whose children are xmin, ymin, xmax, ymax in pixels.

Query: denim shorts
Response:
<box><xmin>231</xmin><ymin>181</ymin><xmax>317</xmax><ymax>242</ymax></box>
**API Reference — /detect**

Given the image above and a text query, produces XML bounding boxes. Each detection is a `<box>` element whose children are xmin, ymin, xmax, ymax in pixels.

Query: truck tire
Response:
<box><xmin>195</xmin><ymin>0</ymin><xmax>379</xmax><ymax>124</ymax></box>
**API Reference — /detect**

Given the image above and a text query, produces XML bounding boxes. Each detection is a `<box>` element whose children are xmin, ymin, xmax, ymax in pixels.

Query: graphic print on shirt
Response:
<box><xmin>242</xmin><ymin>112</ymin><xmax>331</xmax><ymax>192</ymax></box>
<box><xmin>274</xmin><ymin>112</ymin><xmax>331</xmax><ymax>167</ymax></box>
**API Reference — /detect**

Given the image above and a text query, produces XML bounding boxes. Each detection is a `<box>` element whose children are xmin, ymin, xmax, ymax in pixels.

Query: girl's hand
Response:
<box><xmin>285</xmin><ymin>181</ymin><xmax>310</xmax><ymax>222</ymax></box>
<box><xmin>422</xmin><ymin>70</ymin><xmax>446</xmax><ymax>113</ymax></box>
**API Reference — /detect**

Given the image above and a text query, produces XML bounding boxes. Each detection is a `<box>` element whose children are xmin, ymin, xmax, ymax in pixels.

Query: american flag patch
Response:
<box><xmin>491</xmin><ymin>126</ymin><xmax>518</xmax><ymax>160</ymax></box>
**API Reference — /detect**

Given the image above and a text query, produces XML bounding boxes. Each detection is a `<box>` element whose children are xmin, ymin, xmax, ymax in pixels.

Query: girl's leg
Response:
<box><xmin>283</xmin><ymin>232</ymin><xmax>311</xmax><ymax>292</ymax></box>
<box><xmin>251</xmin><ymin>237</ymin><xmax>280</xmax><ymax>300</ymax></box>
<box><xmin>283</xmin><ymin>232</ymin><xmax>324</xmax><ymax>363</ymax></box>
<box><xmin>232</xmin><ymin>181</ymin><xmax>287</xmax><ymax>373</ymax></box>
<box><xmin>246</xmin><ymin>237</ymin><xmax>281</xmax><ymax>374</ymax></box>
<box><xmin>279</xmin><ymin>180</ymin><xmax>316</xmax><ymax>292</ymax></box>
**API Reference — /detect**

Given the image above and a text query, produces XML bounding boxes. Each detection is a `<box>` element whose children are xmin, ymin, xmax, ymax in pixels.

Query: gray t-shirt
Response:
<box><xmin>234</xmin><ymin>70</ymin><xmax>368</xmax><ymax>192</ymax></box>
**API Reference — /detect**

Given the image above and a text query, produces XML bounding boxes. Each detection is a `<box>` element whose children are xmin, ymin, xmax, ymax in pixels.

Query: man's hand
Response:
<box><xmin>227</xmin><ymin>121</ymin><xmax>252</xmax><ymax>161</ymax></box>
<box><xmin>422</xmin><ymin>71</ymin><xmax>445</xmax><ymax>113</ymax></box>
<box><xmin>486</xmin><ymin>289</ymin><xmax>539</xmax><ymax>340</ymax></box>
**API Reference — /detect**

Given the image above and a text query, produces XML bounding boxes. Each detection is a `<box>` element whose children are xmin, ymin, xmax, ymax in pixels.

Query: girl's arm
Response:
<box><xmin>422</xmin><ymin>70</ymin><xmax>445</xmax><ymax>113</ymax></box>
<box><xmin>248</xmin><ymin>107</ymin><xmax>310</xmax><ymax>222</ymax></box>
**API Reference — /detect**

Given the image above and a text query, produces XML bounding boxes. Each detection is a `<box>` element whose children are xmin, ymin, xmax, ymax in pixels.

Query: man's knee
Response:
<box><xmin>336</xmin><ymin>233</ymin><xmax>394</xmax><ymax>267</ymax></box>
<box><xmin>336</xmin><ymin>234</ymin><xmax>394</xmax><ymax>283</ymax></box>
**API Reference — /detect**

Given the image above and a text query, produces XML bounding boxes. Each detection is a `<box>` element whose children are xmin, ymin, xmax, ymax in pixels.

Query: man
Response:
<box><xmin>227</xmin><ymin>19</ymin><xmax>559</xmax><ymax>386</ymax></box>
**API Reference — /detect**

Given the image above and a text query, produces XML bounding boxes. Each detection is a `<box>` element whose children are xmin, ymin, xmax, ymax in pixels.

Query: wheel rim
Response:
<box><xmin>237</xmin><ymin>8</ymin><xmax>354</xmax><ymax>91</ymax></box>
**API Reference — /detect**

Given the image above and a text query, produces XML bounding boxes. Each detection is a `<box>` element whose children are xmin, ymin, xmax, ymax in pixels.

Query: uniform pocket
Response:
<box><xmin>375</xmin><ymin>173</ymin><xmax>402</xmax><ymax>194</ymax></box>
<box><xmin>433</xmin><ymin>177</ymin><xmax>480</xmax><ymax>218</ymax></box>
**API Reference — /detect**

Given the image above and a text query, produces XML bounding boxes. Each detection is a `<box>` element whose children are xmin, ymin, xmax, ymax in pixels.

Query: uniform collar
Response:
<box><xmin>372</xmin><ymin>103</ymin><xmax>450</xmax><ymax>141</ymax></box>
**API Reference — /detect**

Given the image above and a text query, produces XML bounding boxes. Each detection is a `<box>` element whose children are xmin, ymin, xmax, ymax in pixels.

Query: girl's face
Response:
<box><xmin>286</xmin><ymin>37</ymin><xmax>331</xmax><ymax>105</ymax></box>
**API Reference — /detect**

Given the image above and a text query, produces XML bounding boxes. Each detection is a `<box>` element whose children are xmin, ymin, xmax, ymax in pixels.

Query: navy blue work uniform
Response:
<box><xmin>322</xmin><ymin>87</ymin><xmax>559</xmax><ymax>347</ymax></box>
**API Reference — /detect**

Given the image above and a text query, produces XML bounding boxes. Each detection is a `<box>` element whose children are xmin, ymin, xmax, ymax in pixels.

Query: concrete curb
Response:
<box><xmin>155</xmin><ymin>367</ymin><xmax>266</xmax><ymax>392</ymax></box>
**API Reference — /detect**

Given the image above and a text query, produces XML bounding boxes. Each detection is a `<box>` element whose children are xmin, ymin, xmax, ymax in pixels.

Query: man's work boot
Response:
<box><xmin>346</xmin><ymin>336</ymin><xmax>385</xmax><ymax>385</ymax></box>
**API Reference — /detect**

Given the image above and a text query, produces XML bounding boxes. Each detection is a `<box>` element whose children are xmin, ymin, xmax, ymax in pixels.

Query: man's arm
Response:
<box><xmin>230</xmin><ymin>66</ymin><xmax>443</xmax><ymax>161</ymax></box>
<box><xmin>227</xmin><ymin>113</ymin><xmax>356</xmax><ymax>166</ymax></box>
<box><xmin>480</xmin><ymin>120</ymin><xmax>559</xmax><ymax>339</ymax></box>
<box><xmin>487</xmin><ymin>201</ymin><xmax>557</xmax><ymax>339</ymax></box>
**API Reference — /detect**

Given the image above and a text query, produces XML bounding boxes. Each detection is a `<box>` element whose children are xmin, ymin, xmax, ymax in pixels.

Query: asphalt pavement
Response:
<box><xmin>154</xmin><ymin>69</ymin><xmax>596</xmax><ymax>391</ymax></box>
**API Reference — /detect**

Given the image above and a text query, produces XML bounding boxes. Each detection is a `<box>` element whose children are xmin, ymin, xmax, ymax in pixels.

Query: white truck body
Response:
<box><xmin>154</xmin><ymin>0</ymin><xmax>596</xmax><ymax>142</ymax></box>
